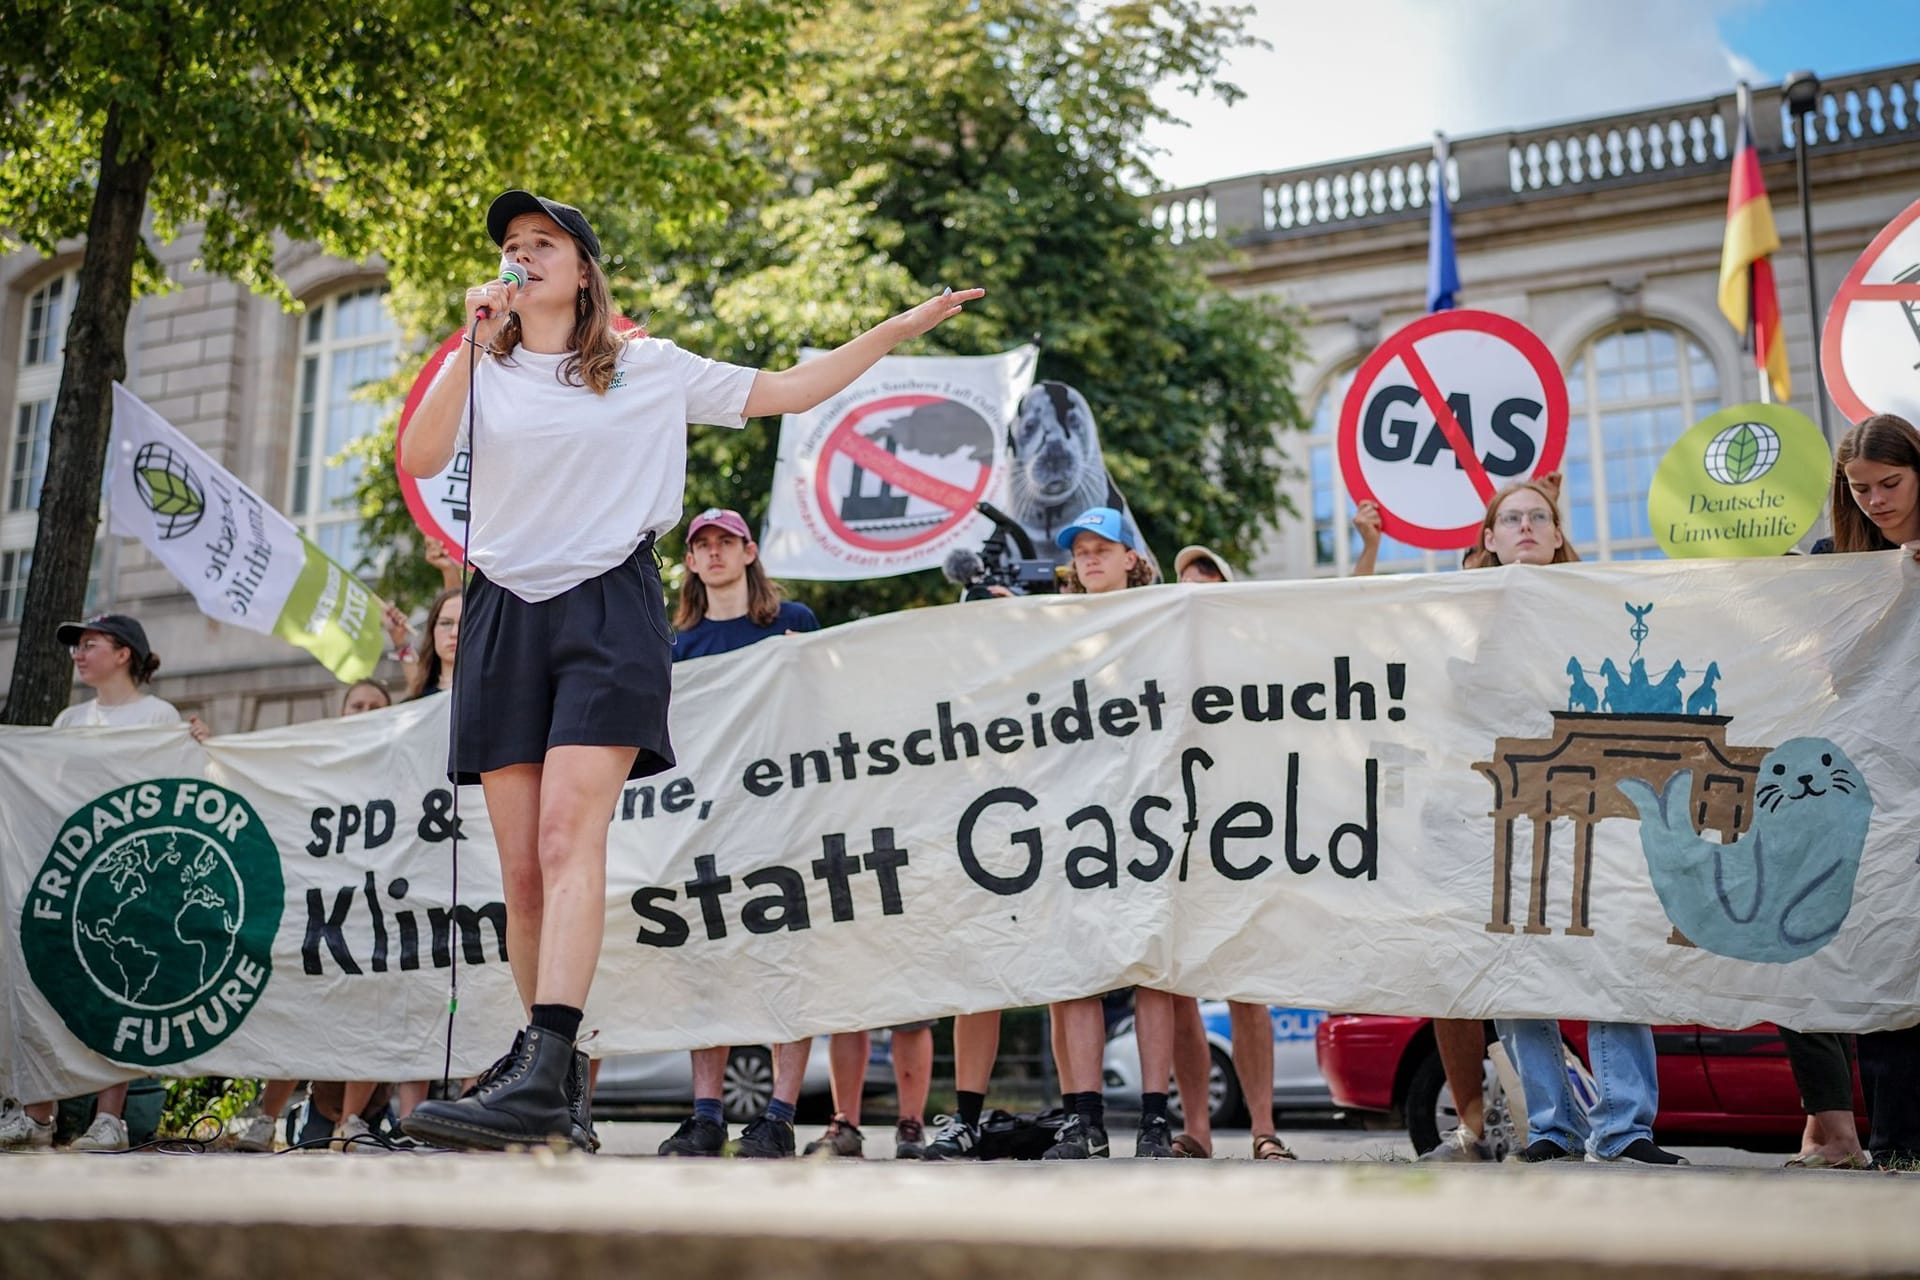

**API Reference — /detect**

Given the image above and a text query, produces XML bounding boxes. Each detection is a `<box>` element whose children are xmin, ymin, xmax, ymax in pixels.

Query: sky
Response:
<box><xmin>1145</xmin><ymin>0</ymin><xmax>1920</xmax><ymax>189</ymax></box>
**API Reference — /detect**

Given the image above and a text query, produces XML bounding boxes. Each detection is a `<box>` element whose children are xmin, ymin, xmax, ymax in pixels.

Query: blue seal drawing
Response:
<box><xmin>1617</xmin><ymin>739</ymin><xmax>1873</xmax><ymax>963</ymax></box>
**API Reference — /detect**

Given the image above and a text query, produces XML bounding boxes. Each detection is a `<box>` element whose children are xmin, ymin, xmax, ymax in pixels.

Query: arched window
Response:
<box><xmin>289</xmin><ymin>285</ymin><xmax>397</xmax><ymax>569</ymax></box>
<box><xmin>1562</xmin><ymin>324</ymin><xmax>1720</xmax><ymax>559</ymax></box>
<box><xmin>1306</xmin><ymin>365</ymin><xmax>1450</xmax><ymax>576</ymax></box>
<box><xmin>3</xmin><ymin>271</ymin><xmax>79</xmax><ymax>622</ymax></box>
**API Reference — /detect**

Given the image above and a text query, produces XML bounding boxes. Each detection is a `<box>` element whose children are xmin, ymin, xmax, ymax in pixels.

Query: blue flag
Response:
<box><xmin>1427</xmin><ymin>134</ymin><xmax>1459</xmax><ymax>312</ymax></box>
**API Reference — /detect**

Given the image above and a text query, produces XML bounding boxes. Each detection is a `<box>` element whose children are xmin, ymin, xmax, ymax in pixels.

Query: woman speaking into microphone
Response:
<box><xmin>400</xmin><ymin>190</ymin><xmax>979</xmax><ymax>1151</ymax></box>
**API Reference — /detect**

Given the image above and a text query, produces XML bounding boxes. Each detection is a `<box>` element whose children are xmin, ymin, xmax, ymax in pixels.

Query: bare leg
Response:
<box><xmin>478</xmin><ymin>763</ymin><xmax>544</xmax><ymax>1013</ymax></box>
<box><xmin>395</xmin><ymin>1081</ymin><xmax>430</xmax><ymax>1119</ymax></box>
<box><xmin>954</xmin><ymin>1011</ymin><xmax>1002</xmax><ymax>1093</ymax></box>
<box><xmin>340</xmin><ymin>1082</ymin><xmax>377</xmax><ymax>1122</ymax></box>
<box><xmin>1805</xmin><ymin>1109</ymin><xmax>1867</xmax><ymax>1163</ymax></box>
<box><xmin>1050</xmin><ymin>997</ymin><xmax>1106</xmax><ymax>1094</ymax></box>
<box><xmin>692</xmin><ymin>1046</ymin><xmax>727</xmax><ymax>1101</ymax></box>
<box><xmin>1432</xmin><ymin>1018</ymin><xmax>1487</xmax><ymax>1136</ymax></box>
<box><xmin>95</xmin><ymin>1082</ymin><xmax>129</xmax><ymax>1119</ymax></box>
<box><xmin>25</xmin><ymin>1102</ymin><xmax>54</xmax><ymax>1124</ymax></box>
<box><xmin>530</xmin><ymin>745</ymin><xmax>636</xmax><ymax>1007</ymax></box>
<box><xmin>258</xmin><ymin>1080</ymin><xmax>298</xmax><ymax>1120</ymax></box>
<box><xmin>1228</xmin><ymin>1001</ymin><xmax>1276</xmax><ymax>1138</ymax></box>
<box><xmin>828</xmin><ymin>1030</ymin><xmax>870</xmax><ymax>1126</ymax></box>
<box><xmin>1172</xmin><ymin>995</ymin><xmax>1214</xmax><ymax>1153</ymax></box>
<box><xmin>893</xmin><ymin>1027</ymin><xmax>934</xmax><ymax>1126</ymax></box>
<box><xmin>772</xmin><ymin>1039</ymin><xmax>812</xmax><ymax>1107</ymax></box>
<box><xmin>1136</xmin><ymin>987</ymin><xmax>1178</xmax><ymax>1097</ymax></box>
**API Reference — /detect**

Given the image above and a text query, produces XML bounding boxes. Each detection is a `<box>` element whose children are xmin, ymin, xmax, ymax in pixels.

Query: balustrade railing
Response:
<box><xmin>1148</xmin><ymin>61</ymin><xmax>1920</xmax><ymax>246</ymax></box>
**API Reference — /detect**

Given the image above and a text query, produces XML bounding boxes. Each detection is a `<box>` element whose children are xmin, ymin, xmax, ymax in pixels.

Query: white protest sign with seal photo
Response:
<box><xmin>759</xmin><ymin>346</ymin><xmax>1037</xmax><ymax>580</ymax></box>
<box><xmin>1336</xmin><ymin>310</ymin><xmax>1568</xmax><ymax>550</ymax></box>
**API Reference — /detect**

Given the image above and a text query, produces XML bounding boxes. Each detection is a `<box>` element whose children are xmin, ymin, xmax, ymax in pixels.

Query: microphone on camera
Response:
<box><xmin>942</xmin><ymin>547</ymin><xmax>985</xmax><ymax>586</ymax></box>
<box><xmin>475</xmin><ymin>257</ymin><xmax>528</xmax><ymax>321</ymax></box>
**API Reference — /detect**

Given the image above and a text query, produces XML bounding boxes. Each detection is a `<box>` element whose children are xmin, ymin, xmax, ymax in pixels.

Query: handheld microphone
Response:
<box><xmin>475</xmin><ymin>257</ymin><xmax>527</xmax><ymax>321</ymax></box>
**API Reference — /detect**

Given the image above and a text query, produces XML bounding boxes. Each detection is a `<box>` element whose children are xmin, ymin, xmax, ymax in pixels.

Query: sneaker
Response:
<box><xmin>1588</xmin><ymin>1138</ymin><xmax>1689</xmax><ymax>1166</ymax></box>
<box><xmin>229</xmin><ymin>1110</ymin><xmax>279</xmax><ymax>1153</ymax></box>
<box><xmin>1041</xmin><ymin>1114</ymin><xmax>1110</xmax><ymax>1160</ymax></box>
<box><xmin>1420</xmin><ymin>1125</ymin><xmax>1491</xmax><ymax>1163</ymax></box>
<box><xmin>1506</xmin><ymin>1137</ymin><xmax>1580</xmax><ymax>1163</ymax></box>
<box><xmin>919</xmin><ymin>1115</ymin><xmax>981</xmax><ymax>1161</ymax></box>
<box><xmin>658</xmin><ymin>1115</ymin><xmax>726</xmax><ymax>1157</ymax></box>
<box><xmin>803</xmin><ymin>1114</ymin><xmax>865</xmax><ymax>1158</ymax></box>
<box><xmin>332</xmin><ymin>1114</ymin><xmax>372</xmax><ymax>1153</ymax></box>
<box><xmin>893</xmin><ymin>1117</ymin><xmax>926</xmax><ymax>1160</ymax></box>
<box><xmin>0</xmin><ymin>1106</ymin><xmax>54</xmax><ymax>1151</ymax></box>
<box><xmin>1135</xmin><ymin>1114</ymin><xmax>1175</xmax><ymax>1158</ymax></box>
<box><xmin>69</xmin><ymin>1113</ymin><xmax>129</xmax><ymax>1152</ymax></box>
<box><xmin>733</xmin><ymin>1114</ymin><xmax>796</xmax><ymax>1159</ymax></box>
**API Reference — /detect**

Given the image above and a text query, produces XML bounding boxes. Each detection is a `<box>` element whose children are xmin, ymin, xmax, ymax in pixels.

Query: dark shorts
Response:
<box><xmin>449</xmin><ymin>542</ymin><xmax>674</xmax><ymax>784</ymax></box>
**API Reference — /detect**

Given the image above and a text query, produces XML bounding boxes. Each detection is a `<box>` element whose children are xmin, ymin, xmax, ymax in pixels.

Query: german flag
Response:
<box><xmin>1717</xmin><ymin>84</ymin><xmax>1790</xmax><ymax>400</ymax></box>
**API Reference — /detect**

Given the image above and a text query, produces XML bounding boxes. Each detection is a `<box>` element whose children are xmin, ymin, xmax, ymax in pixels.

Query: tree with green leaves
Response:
<box><xmin>0</xmin><ymin>0</ymin><xmax>795</xmax><ymax>724</ymax></box>
<box><xmin>354</xmin><ymin>0</ymin><xmax>1309</xmax><ymax>624</ymax></box>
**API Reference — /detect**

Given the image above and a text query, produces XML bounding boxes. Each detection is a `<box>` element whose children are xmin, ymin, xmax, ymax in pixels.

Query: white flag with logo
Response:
<box><xmin>107</xmin><ymin>384</ymin><xmax>385</xmax><ymax>682</ymax></box>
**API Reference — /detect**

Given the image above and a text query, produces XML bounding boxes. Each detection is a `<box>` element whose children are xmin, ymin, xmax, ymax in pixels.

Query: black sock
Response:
<box><xmin>957</xmin><ymin>1090</ymin><xmax>985</xmax><ymax>1128</ymax></box>
<box><xmin>1141</xmin><ymin>1092</ymin><xmax>1169</xmax><ymax>1123</ymax></box>
<box><xmin>1061</xmin><ymin>1090</ymin><xmax>1085</xmax><ymax>1117</ymax></box>
<box><xmin>1076</xmin><ymin>1092</ymin><xmax>1105</xmax><ymax>1129</ymax></box>
<box><xmin>530</xmin><ymin>1003</ymin><xmax>583</xmax><ymax>1042</ymax></box>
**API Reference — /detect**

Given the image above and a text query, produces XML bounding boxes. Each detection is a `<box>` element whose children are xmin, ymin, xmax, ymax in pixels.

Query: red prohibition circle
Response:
<box><xmin>812</xmin><ymin>394</ymin><xmax>996</xmax><ymax>553</ymax></box>
<box><xmin>394</xmin><ymin>316</ymin><xmax>643</xmax><ymax>564</ymax></box>
<box><xmin>1335</xmin><ymin>309</ymin><xmax>1569</xmax><ymax>550</ymax></box>
<box><xmin>1820</xmin><ymin>197</ymin><xmax>1920</xmax><ymax>425</ymax></box>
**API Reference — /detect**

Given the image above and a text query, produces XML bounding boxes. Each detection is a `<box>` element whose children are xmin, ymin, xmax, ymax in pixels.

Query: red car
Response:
<box><xmin>1316</xmin><ymin>1016</ymin><xmax>1867</xmax><ymax>1155</ymax></box>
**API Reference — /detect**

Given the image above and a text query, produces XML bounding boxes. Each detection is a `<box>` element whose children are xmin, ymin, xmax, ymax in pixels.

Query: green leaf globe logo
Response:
<box><xmin>132</xmin><ymin>442</ymin><xmax>206</xmax><ymax>539</ymax></box>
<box><xmin>1702</xmin><ymin>420</ymin><xmax>1781</xmax><ymax>486</ymax></box>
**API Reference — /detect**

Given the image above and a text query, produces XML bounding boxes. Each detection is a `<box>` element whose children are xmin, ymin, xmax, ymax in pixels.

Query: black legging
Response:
<box><xmin>1785</xmin><ymin>1026</ymin><xmax>1920</xmax><ymax>1160</ymax></box>
<box><xmin>1780</xmin><ymin>1029</ymin><xmax>1854</xmax><ymax>1115</ymax></box>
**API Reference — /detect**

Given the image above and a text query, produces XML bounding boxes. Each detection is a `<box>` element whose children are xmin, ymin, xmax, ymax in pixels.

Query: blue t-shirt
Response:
<box><xmin>672</xmin><ymin>600</ymin><xmax>819</xmax><ymax>662</ymax></box>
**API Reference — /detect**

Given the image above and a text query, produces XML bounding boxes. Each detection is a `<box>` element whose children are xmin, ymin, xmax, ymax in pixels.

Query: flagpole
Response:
<box><xmin>1784</xmin><ymin>70</ymin><xmax>1833</xmax><ymax>442</ymax></box>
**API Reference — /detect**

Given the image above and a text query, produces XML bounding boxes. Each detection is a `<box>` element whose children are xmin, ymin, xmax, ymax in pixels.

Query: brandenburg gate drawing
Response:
<box><xmin>1472</xmin><ymin>713</ymin><xmax>1771</xmax><ymax>939</ymax></box>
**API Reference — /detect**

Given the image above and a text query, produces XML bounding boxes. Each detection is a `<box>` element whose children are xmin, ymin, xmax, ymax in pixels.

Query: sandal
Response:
<box><xmin>1170</xmin><ymin>1133</ymin><xmax>1211</xmax><ymax>1158</ymax></box>
<box><xmin>1784</xmin><ymin>1150</ymin><xmax>1872</xmax><ymax>1169</ymax></box>
<box><xmin>1252</xmin><ymin>1134</ymin><xmax>1297</xmax><ymax>1161</ymax></box>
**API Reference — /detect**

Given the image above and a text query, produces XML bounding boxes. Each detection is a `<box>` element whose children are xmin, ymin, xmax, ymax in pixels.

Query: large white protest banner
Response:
<box><xmin>759</xmin><ymin>346</ymin><xmax>1037</xmax><ymax>579</ymax></box>
<box><xmin>108</xmin><ymin>384</ymin><xmax>387</xmax><ymax>682</ymax></box>
<box><xmin>3</xmin><ymin>554</ymin><xmax>1917</xmax><ymax>1099</ymax></box>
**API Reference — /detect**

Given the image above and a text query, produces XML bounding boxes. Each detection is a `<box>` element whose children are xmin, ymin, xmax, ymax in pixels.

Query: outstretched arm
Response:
<box><xmin>742</xmin><ymin>288</ymin><xmax>985</xmax><ymax>419</ymax></box>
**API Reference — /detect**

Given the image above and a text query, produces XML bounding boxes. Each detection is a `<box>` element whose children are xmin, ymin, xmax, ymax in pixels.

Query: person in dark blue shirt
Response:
<box><xmin>659</xmin><ymin>508</ymin><xmax>818</xmax><ymax>1159</ymax></box>
<box><xmin>670</xmin><ymin>508</ymin><xmax>819</xmax><ymax>660</ymax></box>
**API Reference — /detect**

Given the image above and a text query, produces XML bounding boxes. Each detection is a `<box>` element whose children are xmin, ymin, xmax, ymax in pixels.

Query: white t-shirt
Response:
<box><xmin>52</xmin><ymin>694</ymin><xmax>183</xmax><ymax>728</ymax></box>
<box><xmin>448</xmin><ymin>337</ymin><xmax>757</xmax><ymax>602</ymax></box>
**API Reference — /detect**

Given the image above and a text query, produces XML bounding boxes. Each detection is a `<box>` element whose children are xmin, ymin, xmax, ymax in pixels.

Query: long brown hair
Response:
<box><xmin>408</xmin><ymin>587</ymin><xmax>462</xmax><ymax>700</ymax></box>
<box><xmin>485</xmin><ymin>245</ymin><xmax>628</xmax><ymax>394</ymax></box>
<box><xmin>1830</xmin><ymin>414</ymin><xmax>1920</xmax><ymax>554</ymax></box>
<box><xmin>1466</xmin><ymin>480</ymin><xmax>1582</xmax><ymax>568</ymax></box>
<box><xmin>674</xmin><ymin>554</ymin><xmax>786</xmax><ymax>630</ymax></box>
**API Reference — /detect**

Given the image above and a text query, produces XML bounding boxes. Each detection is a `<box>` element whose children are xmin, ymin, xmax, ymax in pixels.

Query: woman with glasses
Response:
<box><xmin>1465</xmin><ymin>481</ymin><xmax>1684</xmax><ymax>1166</ymax></box>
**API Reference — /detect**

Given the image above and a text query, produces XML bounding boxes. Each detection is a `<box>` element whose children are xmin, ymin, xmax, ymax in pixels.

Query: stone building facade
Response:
<box><xmin>2</xmin><ymin>64</ymin><xmax>1916</xmax><ymax>727</ymax></box>
<box><xmin>1148</xmin><ymin>63</ymin><xmax>1919</xmax><ymax>579</ymax></box>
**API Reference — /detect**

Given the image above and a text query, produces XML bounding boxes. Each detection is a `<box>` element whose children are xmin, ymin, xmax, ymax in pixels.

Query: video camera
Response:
<box><xmin>943</xmin><ymin>501</ymin><xmax>1066</xmax><ymax>599</ymax></box>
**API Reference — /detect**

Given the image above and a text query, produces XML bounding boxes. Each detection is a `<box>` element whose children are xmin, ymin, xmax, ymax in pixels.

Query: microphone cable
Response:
<box><xmin>440</xmin><ymin>312</ymin><xmax>484</xmax><ymax>1095</ymax></box>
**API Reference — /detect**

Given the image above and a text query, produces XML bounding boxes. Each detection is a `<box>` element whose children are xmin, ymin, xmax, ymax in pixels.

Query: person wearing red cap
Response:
<box><xmin>399</xmin><ymin>190</ymin><xmax>979</xmax><ymax>1152</ymax></box>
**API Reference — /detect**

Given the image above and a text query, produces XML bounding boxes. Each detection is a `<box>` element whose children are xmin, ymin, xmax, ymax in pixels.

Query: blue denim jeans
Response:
<box><xmin>1495</xmin><ymin>1019</ymin><xmax>1656</xmax><ymax>1159</ymax></box>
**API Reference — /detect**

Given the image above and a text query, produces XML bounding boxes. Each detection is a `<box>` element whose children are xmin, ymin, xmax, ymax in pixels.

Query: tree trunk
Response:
<box><xmin>2</xmin><ymin>102</ymin><xmax>155</xmax><ymax>725</ymax></box>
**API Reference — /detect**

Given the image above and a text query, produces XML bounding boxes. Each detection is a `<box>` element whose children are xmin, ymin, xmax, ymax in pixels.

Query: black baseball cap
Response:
<box><xmin>486</xmin><ymin>190</ymin><xmax>602</xmax><ymax>260</ymax></box>
<box><xmin>56</xmin><ymin>613</ymin><xmax>151</xmax><ymax>665</ymax></box>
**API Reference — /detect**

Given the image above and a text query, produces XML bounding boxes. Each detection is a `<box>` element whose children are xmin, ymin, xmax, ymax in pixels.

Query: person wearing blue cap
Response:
<box><xmin>1037</xmin><ymin>507</ymin><xmax>1160</xmax><ymax>1159</ymax></box>
<box><xmin>399</xmin><ymin>189</ymin><xmax>981</xmax><ymax>1153</ymax></box>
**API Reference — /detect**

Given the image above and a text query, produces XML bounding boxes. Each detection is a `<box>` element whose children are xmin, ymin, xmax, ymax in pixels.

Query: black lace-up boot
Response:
<box><xmin>404</xmin><ymin>1025</ymin><xmax>574</xmax><ymax>1151</ymax></box>
<box><xmin>566</xmin><ymin>1050</ymin><xmax>599</xmax><ymax>1153</ymax></box>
